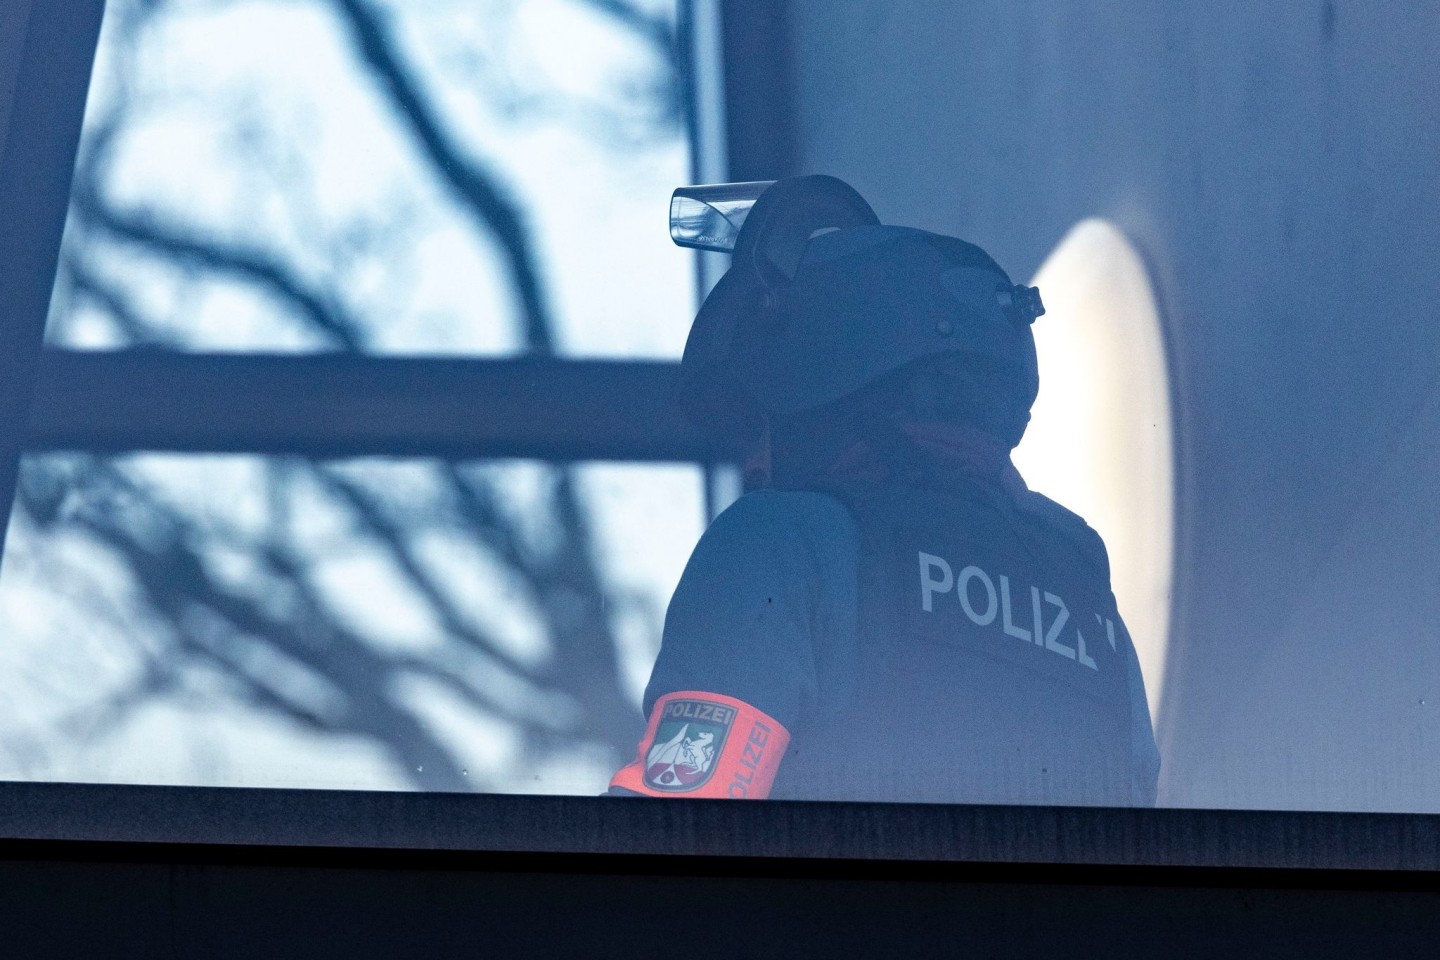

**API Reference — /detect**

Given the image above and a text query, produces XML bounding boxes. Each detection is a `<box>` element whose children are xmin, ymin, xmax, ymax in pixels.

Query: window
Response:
<box><xmin>0</xmin><ymin>0</ymin><xmax>714</xmax><ymax>795</ymax></box>
<box><xmin>7</xmin><ymin>0</ymin><xmax>1440</xmax><ymax>820</ymax></box>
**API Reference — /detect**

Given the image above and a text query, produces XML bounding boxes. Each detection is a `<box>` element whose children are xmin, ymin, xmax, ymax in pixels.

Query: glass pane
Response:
<box><xmin>0</xmin><ymin>453</ymin><xmax>703</xmax><ymax>793</ymax></box>
<box><xmin>16</xmin><ymin>0</ymin><xmax>1437</xmax><ymax>821</ymax></box>
<box><xmin>46</xmin><ymin>0</ymin><xmax>693</xmax><ymax>357</ymax></box>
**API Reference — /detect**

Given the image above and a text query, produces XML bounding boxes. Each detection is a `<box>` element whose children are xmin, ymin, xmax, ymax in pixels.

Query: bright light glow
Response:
<box><xmin>1013</xmin><ymin>219</ymin><xmax>1174</xmax><ymax>726</ymax></box>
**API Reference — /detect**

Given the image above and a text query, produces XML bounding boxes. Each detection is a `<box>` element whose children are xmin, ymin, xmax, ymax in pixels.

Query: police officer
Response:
<box><xmin>609</xmin><ymin>176</ymin><xmax>1160</xmax><ymax>805</ymax></box>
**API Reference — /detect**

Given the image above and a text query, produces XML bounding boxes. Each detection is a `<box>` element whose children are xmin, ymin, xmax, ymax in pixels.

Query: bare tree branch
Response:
<box><xmin>311</xmin><ymin>465</ymin><xmax>552</xmax><ymax>684</ymax></box>
<box><xmin>333</xmin><ymin>0</ymin><xmax>557</xmax><ymax>353</ymax></box>
<box><xmin>72</xmin><ymin>192</ymin><xmax>366</xmax><ymax>351</ymax></box>
<box><xmin>58</xmin><ymin>459</ymin><xmax>494</xmax><ymax>790</ymax></box>
<box><xmin>579</xmin><ymin>0</ymin><xmax>675</xmax><ymax>51</ymax></box>
<box><xmin>577</xmin><ymin>0</ymin><xmax>682</xmax><ymax>122</ymax></box>
<box><xmin>62</xmin><ymin>251</ymin><xmax>183</xmax><ymax>349</ymax></box>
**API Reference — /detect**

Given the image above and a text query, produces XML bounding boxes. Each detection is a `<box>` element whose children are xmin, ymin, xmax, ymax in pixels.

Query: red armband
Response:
<box><xmin>608</xmin><ymin>691</ymin><xmax>791</xmax><ymax>799</ymax></box>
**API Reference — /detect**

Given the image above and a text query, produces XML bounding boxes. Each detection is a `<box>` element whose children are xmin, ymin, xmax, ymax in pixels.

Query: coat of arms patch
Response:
<box><xmin>642</xmin><ymin>698</ymin><xmax>737</xmax><ymax>792</ymax></box>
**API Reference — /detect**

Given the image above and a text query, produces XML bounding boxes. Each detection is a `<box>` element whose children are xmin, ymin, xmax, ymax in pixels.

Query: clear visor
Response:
<box><xmin>669</xmin><ymin>180</ymin><xmax>776</xmax><ymax>252</ymax></box>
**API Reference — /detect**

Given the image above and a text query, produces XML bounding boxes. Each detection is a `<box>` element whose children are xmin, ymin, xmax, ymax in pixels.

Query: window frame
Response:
<box><xmin>0</xmin><ymin>1</ymin><xmax>105</xmax><ymax>565</ymax></box>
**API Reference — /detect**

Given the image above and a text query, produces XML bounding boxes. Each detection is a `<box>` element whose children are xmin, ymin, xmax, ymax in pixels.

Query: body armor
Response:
<box><xmin>772</xmin><ymin>474</ymin><xmax>1139</xmax><ymax>806</ymax></box>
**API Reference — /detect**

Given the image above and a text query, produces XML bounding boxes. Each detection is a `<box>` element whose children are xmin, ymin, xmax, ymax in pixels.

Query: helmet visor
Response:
<box><xmin>669</xmin><ymin>180</ymin><xmax>776</xmax><ymax>252</ymax></box>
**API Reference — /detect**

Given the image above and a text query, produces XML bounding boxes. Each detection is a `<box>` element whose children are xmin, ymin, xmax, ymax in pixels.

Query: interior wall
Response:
<box><xmin>769</xmin><ymin>0</ymin><xmax>1440</xmax><ymax>810</ymax></box>
<box><xmin>0</xmin><ymin>0</ymin><xmax>35</xmax><ymax>198</ymax></box>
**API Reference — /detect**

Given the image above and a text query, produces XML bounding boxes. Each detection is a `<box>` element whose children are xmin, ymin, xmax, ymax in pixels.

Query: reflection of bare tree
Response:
<box><xmin>20</xmin><ymin>0</ymin><xmax>683</xmax><ymax>789</ymax></box>
<box><xmin>334</xmin><ymin>0</ymin><xmax>559</xmax><ymax>351</ymax></box>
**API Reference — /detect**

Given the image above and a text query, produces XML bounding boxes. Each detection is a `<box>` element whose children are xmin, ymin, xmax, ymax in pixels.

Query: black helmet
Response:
<box><xmin>671</xmin><ymin>175</ymin><xmax>1044</xmax><ymax>443</ymax></box>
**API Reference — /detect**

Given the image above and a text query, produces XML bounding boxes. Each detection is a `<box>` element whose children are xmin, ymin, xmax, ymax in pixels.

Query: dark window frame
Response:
<box><xmin>0</xmin><ymin>2</ymin><xmax>106</xmax><ymax>564</ymax></box>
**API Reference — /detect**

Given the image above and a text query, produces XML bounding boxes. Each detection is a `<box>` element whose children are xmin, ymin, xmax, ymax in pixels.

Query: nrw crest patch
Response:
<box><xmin>642</xmin><ymin>698</ymin><xmax>736</xmax><ymax>792</ymax></box>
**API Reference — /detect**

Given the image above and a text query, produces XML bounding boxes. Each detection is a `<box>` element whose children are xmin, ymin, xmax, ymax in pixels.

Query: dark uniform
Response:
<box><xmin>612</xmin><ymin>466</ymin><xmax>1159</xmax><ymax>805</ymax></box>
<box><xmin>607</xmin><ymin>174</ymin><xmax>1157</xmax><ymax>805</ymax></box>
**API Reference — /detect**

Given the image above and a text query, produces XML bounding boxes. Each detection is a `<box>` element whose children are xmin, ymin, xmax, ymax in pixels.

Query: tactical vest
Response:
<box><xmin>770</xmin><ymin>473</ymin><xmax>1139</xmax><ymax>806</ymax></box>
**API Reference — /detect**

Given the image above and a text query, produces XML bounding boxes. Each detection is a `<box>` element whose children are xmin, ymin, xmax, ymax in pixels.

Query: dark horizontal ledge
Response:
<box><xmin>24</xmin><ymin>350</ymin><xmax>742</xmax><ymax>462</ymax></box>
<box><xmin>3</xmin><ymin>781</ymin><xmax>1440</xmax><ymax>875</ymax></box>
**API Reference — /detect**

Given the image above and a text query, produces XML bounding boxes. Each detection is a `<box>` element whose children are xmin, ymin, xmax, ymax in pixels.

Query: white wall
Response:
<box><xmin>775</xmin><ymin>0</ymin><xmax>1440</xmax><ymax>810</ymax></box>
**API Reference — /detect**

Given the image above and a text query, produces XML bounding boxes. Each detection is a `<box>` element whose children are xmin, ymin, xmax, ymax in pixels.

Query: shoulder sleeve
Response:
<box><xmin>643</xmin><ymin>490</ymin><xmax>859</xmax><ymax>733</ymax></box>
